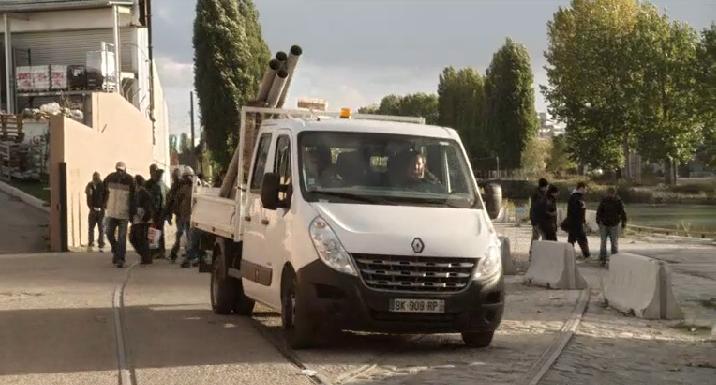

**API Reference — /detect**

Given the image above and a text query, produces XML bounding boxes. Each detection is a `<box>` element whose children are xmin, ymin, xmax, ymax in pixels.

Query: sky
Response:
<box><xmin>152</xmin><ymin>0</ymin><xmax>716</xmax><ymax>135</ymax></box>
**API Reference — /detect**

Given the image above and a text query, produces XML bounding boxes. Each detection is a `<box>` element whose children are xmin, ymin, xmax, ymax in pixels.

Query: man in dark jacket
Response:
<box><xmin>530</xmin><ymin>178</ymin><xmax>549</xmax><ymax>241</ymax></box>
<box><xmin>85</xmin><ymin>172</ymin><xmax>106</xmax><ymax>252</ymax></box>
<box><xmin>130</xmin><ymin>175</ymin><xmax>155</xmax><ymax>264</ymax></box>
<box><xmin>175</xmin><ymin>167</ymin><xmax>198</xmax><ymax>268</ymax></box>
<box><xmin>103</xmin><ymin>162</ymin><xmax>136</xmax><ymax>268</ymax></box>
<box><xmin>566</xmin><ymin>181</ymin><xmax>590</xmax><ymax>259</ymax></box>
<box><xmin>596</xmin><ymin>187</ymin><xmax>627</xmax><ymax>266</ymax></box>
<box><xmin>146</xmin><ymin>165</ymin><xmax>168</xmax><ymax>259</ymax></box>
<box><xmin>165</xmin><ymin>167</ymin><xmax>183</xmax><ymax>262</ymax></box>
<box><xmin>539</xmin><ymin>185</ymin><xmax>559</xmax><ymax>241</ymax></box>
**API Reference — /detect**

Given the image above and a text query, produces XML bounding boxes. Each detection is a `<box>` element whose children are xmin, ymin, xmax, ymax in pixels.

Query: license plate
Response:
<box><xmin>390</xmin><ymin>298</ymin><xmax>445</xmax><ymax>313</ymax></box>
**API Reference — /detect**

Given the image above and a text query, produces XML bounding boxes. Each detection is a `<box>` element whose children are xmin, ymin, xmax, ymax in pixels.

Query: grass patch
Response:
<box><xmin>4</xmin><ymin>178</ymin><xmax>50</xmax><ymax>203</ymax></box>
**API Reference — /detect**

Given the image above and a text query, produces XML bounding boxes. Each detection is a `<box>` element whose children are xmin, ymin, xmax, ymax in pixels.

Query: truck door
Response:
<box><xmin>240</xmin><ymin>132</ymin><xmax>277</xmax><ymax>308</ymax></box>
<box><xmin>242</xmin><ymin>131</ymin><xmax>294</xmax><ymax>310</ymax></box>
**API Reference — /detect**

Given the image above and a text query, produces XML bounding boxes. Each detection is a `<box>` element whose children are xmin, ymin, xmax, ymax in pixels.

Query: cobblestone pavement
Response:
<box><xmin>496</xmin><ymin>224</ymin><xmax>716</xmax><ymax>385</ymax></box>
<box><xmin>253</xmin><ymin>277</ymin><xmax>581</xmax><ymax>385</ymax></box>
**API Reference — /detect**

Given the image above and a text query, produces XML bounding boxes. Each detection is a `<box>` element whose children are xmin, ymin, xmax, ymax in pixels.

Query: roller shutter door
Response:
<box><xmin>11</xmin><ymin>28</ymin><xmax>134</xmax><ymax>70</ymax></box>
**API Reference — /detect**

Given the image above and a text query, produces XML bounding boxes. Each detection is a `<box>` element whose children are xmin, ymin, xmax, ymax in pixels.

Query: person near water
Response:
<box><xmin>596</xmin><ymin>187</ymin><xmax>627</xmax><ymax>266</ymax></box>
<box><xmin>530</xmin><ymin>178</ymin><xmax>549</xmax><ymax>242</ymax></box>
<box><xmin>85</xmin><ymin>171</ymin><xmax>107</xmax><ymax>252</ymax></box>
<box><xmin>103</xmin><ymin>162</ymin><xmax>136</xmax><ymax>268</ymax></box>
<box><xmin>540</xmin><ymin>185</ymin><xmax>559</xmax><ymax>241</ymax></box>
<box><xmin>565</xmin><ymin>181</ymin><xmax>590</xmax><ymax>259</ymax></box>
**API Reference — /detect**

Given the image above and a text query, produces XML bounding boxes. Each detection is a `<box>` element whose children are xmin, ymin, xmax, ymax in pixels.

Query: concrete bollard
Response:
<box><xmin>604</xmin><ymin>253</ymin><xmax>683</xmax><ymax>319</ymax></box>
<box><xmin>500</xmin><ymin>236</ymin><xmax>516</xmax><ymax>275</ymax></box>
<box><xmin>524</xmin><ymin>240</ymin><xmax>588</xmax><ymax>289</ymax></box>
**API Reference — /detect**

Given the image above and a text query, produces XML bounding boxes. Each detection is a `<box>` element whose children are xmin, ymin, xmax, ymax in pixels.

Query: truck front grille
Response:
<box><xmin>352</xmin><ymin>254</ymin><xmax>477</xmax><ymax>293</ymax></box>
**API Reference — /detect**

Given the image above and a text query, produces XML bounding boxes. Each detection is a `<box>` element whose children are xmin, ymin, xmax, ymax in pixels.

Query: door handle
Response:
<box><xmin>244</xmin><ymin>216</ymin><xmax>251</xmax><ymax>222</ymax></box>
<box><xmin>260</xmin><ymin>219</ymin><xmax>270</xmax><ymax>225</ymax></box>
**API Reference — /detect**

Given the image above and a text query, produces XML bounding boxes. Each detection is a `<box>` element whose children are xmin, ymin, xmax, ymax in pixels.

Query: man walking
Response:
<box><xmin>146</xmin><ymin>164</ymin><xmax>168</xmax><ymax>259</ymax></box>
<box><xmin>130</xmin><ymin>175</ymin><xmax>155</xmax><ymax>265</ymax></box>
<box><xmin>566</xmin><ymin>182</ymin><xmax>590</xmax><ymax>259</ymax></box>
<box><xmin>530</xmin><ymin>178</ymin><xmax>549</xmax><ymax>241</ymax></box>
<box><xmin>104</xmin><ymin>162</ymin><xmax>136</xmax><ymax>268</ymax></box>
<box><xmin>596</xmin><ymin>187</ymin><xmax>627</xmax><ymax>266</ymax></box>
<box><xmin>539</xmin><ymin>185</ymin><xmax>560</xmax><ymax>241</ymax></box>
<box><xmin>165</xmin><ymin>167</ymin><xmax>183</xmax><ymax>262</ymax></box>
<box><xmin>176</xmin><ymin>167</ymin><xmax>198</xmax><ymax>268</ymax></box>
<box><xmin>85</xmin><ymin>172</ymin><xmax>106</xmax><ymax>252</ymax></box>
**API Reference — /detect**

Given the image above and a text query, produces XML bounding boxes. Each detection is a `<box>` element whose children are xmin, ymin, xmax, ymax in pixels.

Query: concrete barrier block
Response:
<box><xmin>499</xmin><ymin>236</ymin><xmax>516</xmax><ymax>275</ymax></box>
<box><xmin>604</xmin><ymin>253</ymin><xmax>683</xmax><ymax>320</ymax></box>
<box><xmin>524</xmin><ymin>240</ymin><xmax>588</xmax><ymax>289</ymax></box>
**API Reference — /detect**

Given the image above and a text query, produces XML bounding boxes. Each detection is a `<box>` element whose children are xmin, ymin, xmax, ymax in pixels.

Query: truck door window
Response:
<box><xmin>274</xmin><ymin>135</ymin><xmax>292</xmax><ymax>203</ymax></box>
<box><xmin>249</xmin><ymin>133</ymin><xmax>272</xmax><ymax>192</ymax></box>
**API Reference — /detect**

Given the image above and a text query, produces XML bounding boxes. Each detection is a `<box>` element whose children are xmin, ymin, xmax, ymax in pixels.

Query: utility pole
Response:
<box><xmin>189</xmin><ymin>90</ymin><xmax>195</xmax><ymax>148</ymax></box>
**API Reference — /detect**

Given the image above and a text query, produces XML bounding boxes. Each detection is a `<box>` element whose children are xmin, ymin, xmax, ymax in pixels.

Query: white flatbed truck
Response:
<box><xmin>191</xmin><ymin>106</ymin><xmax>504</xmax><ymax>348</ymax></box>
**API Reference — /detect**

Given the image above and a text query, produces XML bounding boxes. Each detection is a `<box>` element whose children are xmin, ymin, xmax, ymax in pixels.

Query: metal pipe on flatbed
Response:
<box><xmin>266</xmin><ymin>69</ymin><xmax>289</xmax><ymax>108</ymax></box>
<box><xmin>256</xmin><ymin>59</ymin><xmax>281</xmax><ymax>104</ymax></box>
<box><xmin>276</xmin><ymin>45</ymin><xmax>302</xmax><ymax>108</ymax></box>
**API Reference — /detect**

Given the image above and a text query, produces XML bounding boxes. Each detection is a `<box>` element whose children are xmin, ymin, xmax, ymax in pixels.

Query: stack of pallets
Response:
<box><xmin>0</xmin><ymin>115</ymin><xmax>26</xmax><ymax>180</ymax></box>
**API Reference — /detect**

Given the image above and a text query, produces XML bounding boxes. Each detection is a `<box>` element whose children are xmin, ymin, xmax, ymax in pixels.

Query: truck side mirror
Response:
<box><xmin>261</xmin><ymin>172</ymin><xmax>279</xmax><ymax>210</ymax></box>
<box><xmin>484</xmin><ymin>183</ymin><xmax>502</xmax><ymax>220</ymax></box>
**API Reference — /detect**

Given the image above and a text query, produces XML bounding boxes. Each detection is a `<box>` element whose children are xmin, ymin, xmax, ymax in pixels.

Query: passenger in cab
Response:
<box><xmin>400</xmin><ymin>151</ymin><xmax>442</xmax><ymax>193</ymax></box>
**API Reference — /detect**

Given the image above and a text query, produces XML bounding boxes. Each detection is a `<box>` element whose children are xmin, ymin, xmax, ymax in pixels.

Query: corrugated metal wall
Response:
<box><xmin>11</xmin><ymin>28</ymin><xmax>135</xmax><ymax>70</ymax></box>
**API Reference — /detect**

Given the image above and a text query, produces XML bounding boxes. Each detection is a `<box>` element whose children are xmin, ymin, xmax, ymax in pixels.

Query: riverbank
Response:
<box><xmin>487</xmin><ymin>178</ymin><xmax>716</xmax><ymax>205</ymax></box>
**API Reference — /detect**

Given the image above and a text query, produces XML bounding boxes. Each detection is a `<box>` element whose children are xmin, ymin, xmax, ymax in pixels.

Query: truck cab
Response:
<box><xmin>197</xmin><ymin>107</ymin><xmax>504</xmax><ymax>348</ymax></box>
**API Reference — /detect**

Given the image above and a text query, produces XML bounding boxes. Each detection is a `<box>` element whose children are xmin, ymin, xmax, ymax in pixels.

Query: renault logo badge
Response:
<box><xmin>411</xmin><ymin>238</ymin><xmax>425</xmax><ymax>253</ymax></box>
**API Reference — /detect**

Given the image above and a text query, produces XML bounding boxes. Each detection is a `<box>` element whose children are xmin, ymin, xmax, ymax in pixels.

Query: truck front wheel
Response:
<box><xmin>211</xmin><ymin>240</ymin><xmax>254</xmax><ymax>315</ymax></box>
<box><xmin>281</xmin><ymin>269</ymin><xmax>317</xmax><ymax>349</ymax></box>
<box><xmin>461</xmin><ymin>330</ymin><xmax>495</xmax><ymax>348</ymax></box>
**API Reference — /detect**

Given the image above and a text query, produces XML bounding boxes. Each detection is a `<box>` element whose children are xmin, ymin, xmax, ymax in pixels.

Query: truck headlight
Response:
<box><xmin>309</xmin><ymin>217</ymin><xmax>357</xmax><ymax>276</ymax></box>
<box><xmin>474</xmin><ymin>240</ymin><xmax>501</xmax><ymax>279</ymax></box>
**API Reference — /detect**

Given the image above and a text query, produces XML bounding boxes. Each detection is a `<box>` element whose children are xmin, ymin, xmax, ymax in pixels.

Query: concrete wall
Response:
<box><xmin>49</xmin><ymin>92</ymin><xmax>160</xmax><ymax>251</ymax></box>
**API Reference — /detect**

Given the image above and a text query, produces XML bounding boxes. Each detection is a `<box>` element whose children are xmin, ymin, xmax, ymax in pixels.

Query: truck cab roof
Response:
<box><xmin>260</xmin><ymin>117</ymin><xmax>460</xmax><ymax>140</ymax></box>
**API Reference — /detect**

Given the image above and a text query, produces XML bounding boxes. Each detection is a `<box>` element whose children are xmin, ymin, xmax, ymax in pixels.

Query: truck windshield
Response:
<box><xmin>298</xmin><ymin>131</ymin><xmax>482</xmax><ymax>208</ymax></box>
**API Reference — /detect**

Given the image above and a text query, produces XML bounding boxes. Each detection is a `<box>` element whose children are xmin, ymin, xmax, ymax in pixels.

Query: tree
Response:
<box><xmin>543</xmin><ymin>0</ymin><xmax>641</xmax><ymax>170</ymax></box>
<box><xmin>193</xmin><ymin>0</ymin><xmax>269</xmax><ymax>168</ymax></box>
<box><xmin>437</xmin><ymin>67</ymin><xmax>487</xmax><ymax>161</ymax></box>
<box><xmin>629</xmin><ymin>7</ymin><xmax>702</xmax><ymax>183</ymax></box>
<box><xmin>697</xmin><ymin>24</ymin><xmax>716</xmax><ymax>167</ymax></box>
<box><xmin>484</xmin><ymin>38</ymin><xmax>539</xmax><ymax>170</ymax></box>
<box><xmin>521</xmin><ymin>137</ymin><xmax>551</xmax><ymax>178</ymax></box>
<box><xmin>359</xmin><ymin>93</ymin><xmax>439</xmax><ymax>124</ymax></box>
<box><xmin>546</xmin><ymin>134</ymin><xmax>576</xmax><ymax>176</ymax></box>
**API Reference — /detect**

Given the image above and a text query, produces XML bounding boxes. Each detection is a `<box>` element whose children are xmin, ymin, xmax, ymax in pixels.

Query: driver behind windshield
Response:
<box><xmin>304</xmin><ymin>147</ymin><xmax>337</xmax><ymax>189</ymax></box>
<box><xmin>399</xmin><ymin>151</ymin><xmax>443</xmax><ymax>193</ymax></box>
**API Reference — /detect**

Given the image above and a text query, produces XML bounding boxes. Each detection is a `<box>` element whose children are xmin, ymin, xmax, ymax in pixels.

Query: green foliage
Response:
<box><xmin>697</xmin><ymin>24</ymin><xmax>716</xmax><ymax>167</ymax></box>
<box><xmin>629</xmin><ymin>6</ymin><xmax>702</xmax><ymax>164</ymax></box>
<box><xmin>520</xmin><ymin>137</ymin><xmax>551</xmax><ymax>177</ymax></box>
<box><xmin>359</xmin><ymin>93</ymin><xmax>439</xmax><ymax>124</ymax></box>
<box><xmin>484</xmin><ymin>38</ymin><xmax>539</xmax><ymax>170</ymax></box>
<box><xmin>437</xmin><ymin>67</ymin><xmax>487</xmax><ymax>161</ymax></box>
<box><xmin>544</xmin><ymin>0</ymin><xmax>707</xmax><ymax>172</ymax></box>
<box><xmin>547</xmin><ymin>135</ymin><xmax>576</xmax><ymax>176</ymax></box>
<box><xmin>193</xmin><ymin>0</ymin><xmax>269</xmax><ymax>168</ymax></box>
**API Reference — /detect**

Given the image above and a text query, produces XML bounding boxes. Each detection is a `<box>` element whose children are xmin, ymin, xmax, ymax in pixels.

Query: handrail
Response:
<box><xmin>626</xmin><ymin>223</ymin><xmax>716</xmax><ymax>239</ymax></box>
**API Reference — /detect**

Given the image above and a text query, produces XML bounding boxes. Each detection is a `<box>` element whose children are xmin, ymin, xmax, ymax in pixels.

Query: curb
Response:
<box><xmin>0</xmin><ymin>180</ymin><xmax>50</xmax><ymax>213</ymax></box>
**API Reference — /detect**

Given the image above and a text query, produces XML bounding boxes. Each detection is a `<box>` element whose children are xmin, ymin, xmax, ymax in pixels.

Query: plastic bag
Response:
<box><xmin>148</xmin><ymin>227</ymin><xmax>162</xmax><ymax>250</ymax></box>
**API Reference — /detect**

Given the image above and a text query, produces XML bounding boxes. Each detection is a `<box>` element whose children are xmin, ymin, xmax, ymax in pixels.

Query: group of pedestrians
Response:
<box><xmin>85</xmin><ymin>162</ymin><xmax>203</xmax><ymax>268</ymax></box>
<box><xmin>529</xmin><ymin>178</ymin><xmax>627</xmax><ymax>266</ymax></box>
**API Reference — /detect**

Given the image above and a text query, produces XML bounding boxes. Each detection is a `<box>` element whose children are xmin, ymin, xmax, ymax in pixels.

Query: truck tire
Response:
<box><xmin>281</xmin><ymin>268</ymin><xmax>317</xmax><ymax>349</ymax></box>
<box><xmin>211</xmin><ymin>240</ymin><xmax>254</xmax><ymax>315</ymax></box>
<box><xmin>461</xmin><ymin>330</ymin><xmax>495</xmax><ymax>348</ymax></box>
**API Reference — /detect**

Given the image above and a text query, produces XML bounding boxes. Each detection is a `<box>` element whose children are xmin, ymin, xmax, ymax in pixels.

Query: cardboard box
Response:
<box><xmin>31</xmin><ymin>65</ymin><xmax>50</xmax><ymax>90</ymax></box>
<box><xmin>50</xmin><ymin>65</ymin><xmax>68</xmax><ymax>90</ymax></box>
<box><xmin>15</xmin><ymin>66</ymin><xmax>33</xmax><ymax>91</ymax></box>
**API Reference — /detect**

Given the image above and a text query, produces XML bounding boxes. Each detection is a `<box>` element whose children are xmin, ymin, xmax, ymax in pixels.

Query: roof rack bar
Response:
<box><xmin>240</xmin><ymin>106</ymin><xmax>425</xmax><ymax>124</ymax></box>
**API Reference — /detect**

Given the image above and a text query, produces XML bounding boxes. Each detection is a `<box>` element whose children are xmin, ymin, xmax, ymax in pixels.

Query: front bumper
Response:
<box><xmin>296</xmin><ymin>260</ymin><xmax>504</xmax><ymax>334</ymax></box>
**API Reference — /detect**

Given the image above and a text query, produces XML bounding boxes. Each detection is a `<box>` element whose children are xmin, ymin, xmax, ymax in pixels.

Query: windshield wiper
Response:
<box><xmin>310</xmin><ymin>191</ymin><xmax>395</xmax><ymax>205</ymax></box>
